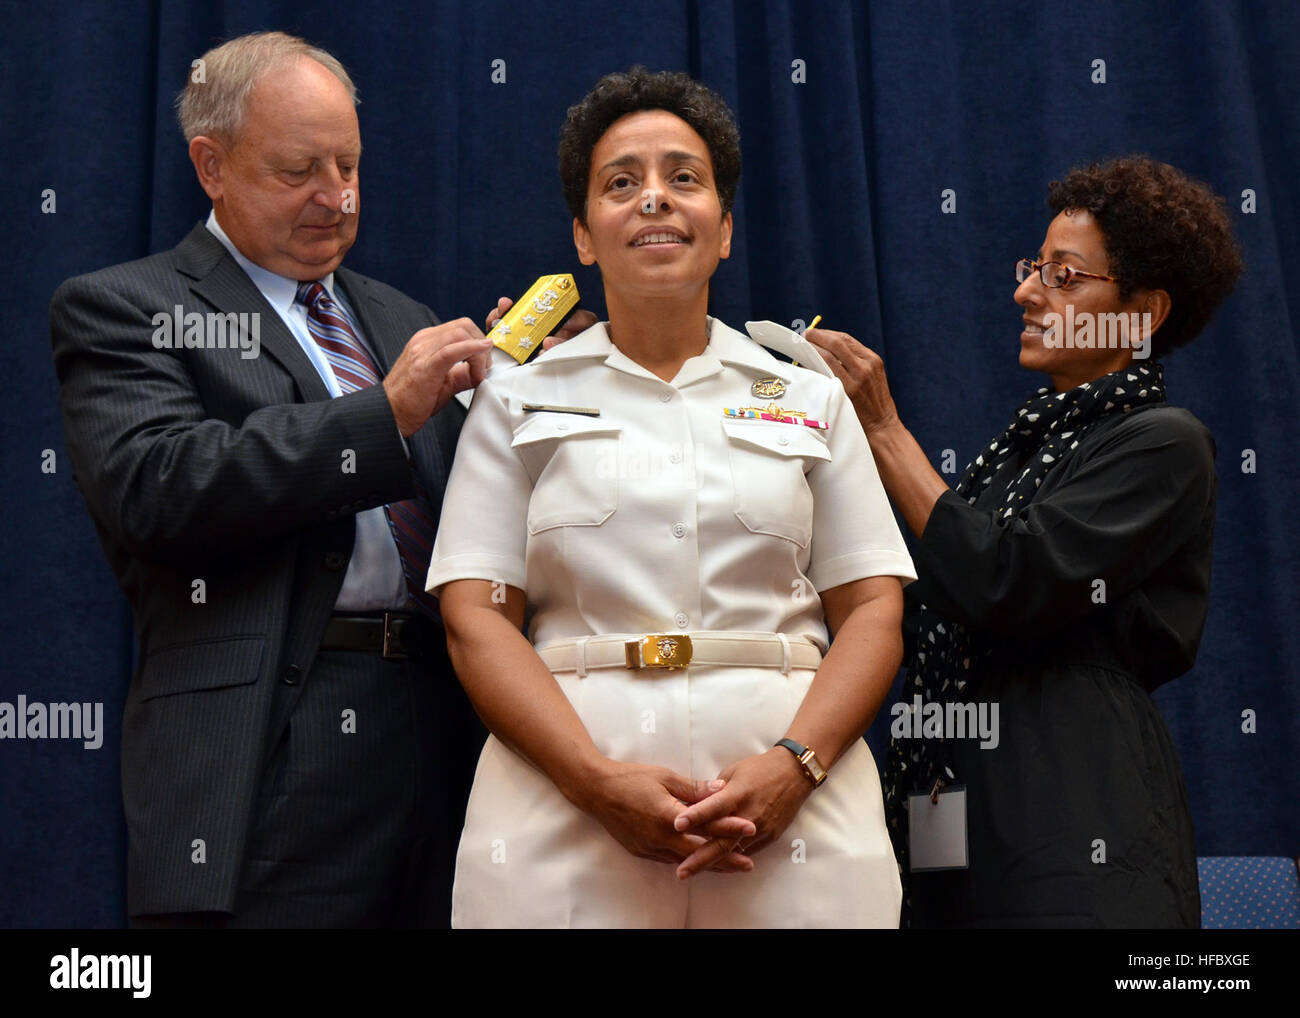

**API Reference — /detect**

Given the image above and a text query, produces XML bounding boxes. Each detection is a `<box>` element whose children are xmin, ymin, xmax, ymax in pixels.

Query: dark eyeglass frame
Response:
<box><xmin>1016</xmin><ymin>257</ymin><xmax>1118</xmax><ymax>289</ymax></box>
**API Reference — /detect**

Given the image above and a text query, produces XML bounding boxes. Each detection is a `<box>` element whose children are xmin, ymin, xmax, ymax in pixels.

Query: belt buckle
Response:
<box><xmin>624</xmin><ymin>634</ymin><xmax>692</xmax><ymax>670</ymax></box>
<box><xmin>382</xmin><ymin>612</ymin><xmax>409</xmax><ymax>660</ymax></box>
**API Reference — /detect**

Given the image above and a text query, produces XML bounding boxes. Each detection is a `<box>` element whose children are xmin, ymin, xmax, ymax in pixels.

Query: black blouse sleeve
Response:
<box><xmin>909</xmin><ymin>406</ymin><xmax>1215</xmax><ymax>634</ymax></box>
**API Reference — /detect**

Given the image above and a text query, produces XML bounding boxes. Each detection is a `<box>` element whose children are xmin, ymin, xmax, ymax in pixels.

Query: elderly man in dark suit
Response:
<box><xmin>49</xmin><ymin>31</ymin><xmax>516</xmax><ymax>927</ymax></box>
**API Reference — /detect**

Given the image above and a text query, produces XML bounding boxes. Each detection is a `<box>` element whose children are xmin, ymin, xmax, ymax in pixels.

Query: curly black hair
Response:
<box><xmin>1047</xmin><ymin>156</ymin><xmax>1243</xmax><ymax>357</ymax></box>
<box><xmin>558</xmin><ymin>67</ymin><xmax>741</xmax><ymax>224</ymax></box>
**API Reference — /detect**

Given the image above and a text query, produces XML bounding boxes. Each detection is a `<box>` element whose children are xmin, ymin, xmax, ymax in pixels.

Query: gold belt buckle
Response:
<box><xmin>624</xmin><ymin>634</ymin><xmax>693</xmax><ymax>669</ymax></box>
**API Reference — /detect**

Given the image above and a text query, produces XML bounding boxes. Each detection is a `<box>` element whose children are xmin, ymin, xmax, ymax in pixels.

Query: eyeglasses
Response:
<box><xmin>1016</xmin><ymin>258</ymin><xmax>1117</xmax><ymax>289</ymax></box>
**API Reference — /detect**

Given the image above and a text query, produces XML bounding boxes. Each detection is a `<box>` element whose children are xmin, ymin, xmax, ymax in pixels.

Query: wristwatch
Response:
<box><xmin>775</xmin><ymin>737</ymin><xmax>827</xmax><ymax>788</ymax></box>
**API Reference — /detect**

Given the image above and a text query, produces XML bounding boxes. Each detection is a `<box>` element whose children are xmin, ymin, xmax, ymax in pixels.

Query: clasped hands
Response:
<box><xmin>573</xmin><ymin>747</ymin><xmax>814</xmax><ymax>880</ymax></box>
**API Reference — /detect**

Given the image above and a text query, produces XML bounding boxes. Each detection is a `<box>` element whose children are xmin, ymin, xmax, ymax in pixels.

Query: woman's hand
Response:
<box><xmin>806</xmin><ymin>329</ymin><xmax>949</xmax><ymax>537</ymax></box>
<box><xmin>804</xmin><ymin>327</ymin><xmax>901</xmax><ymax>436</ymax></box>
<box><xmin>669</xmin><ymin>748</ymin><xmax>813</xmax><ymax>879</ymax></box>
<box><xmin>485</xmin><ymin>296</ymin><xmax>598</xmax><ymax>350</ymax></box>
<box><xmin>575</xmin><ymin>759</ymin><xmax>757</xmax><ymax>873</ymax></box>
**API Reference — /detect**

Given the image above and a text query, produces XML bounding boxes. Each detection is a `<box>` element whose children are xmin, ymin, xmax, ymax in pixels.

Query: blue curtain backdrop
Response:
<box><xmin>2</xmin><ymin>0</ymin><xmax>1296</xmax><ymax>926</ymax></box>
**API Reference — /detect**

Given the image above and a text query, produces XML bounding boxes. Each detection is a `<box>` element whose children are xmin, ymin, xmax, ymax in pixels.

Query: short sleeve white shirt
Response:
<box><xmin>427</xmin><ymin>318</ymin><xmax>915</xmax><ymax>651</ymax></box>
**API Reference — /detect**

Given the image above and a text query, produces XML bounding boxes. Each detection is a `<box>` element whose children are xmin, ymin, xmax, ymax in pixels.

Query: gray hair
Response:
<box><xmin>176</xmin><ymin>31</ymin><xmax>358</xmax><ymax>144</ymax></box>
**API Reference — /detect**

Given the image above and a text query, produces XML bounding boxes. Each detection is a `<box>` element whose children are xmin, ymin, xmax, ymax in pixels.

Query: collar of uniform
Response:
<box><xmin>530</xmin><ymin>320</ymin><xmax>614</xmax><ymax>365</ymax></box>
<box><xmin>204</xmin><ymin>209</ymin><xmax>340</xmax><ymax>316</ymax></box>
<box><xmin>531</xmin><ymin>320</ymin><xmax>716</xmax><ymax>385</ymax></box>
<box><xmin>708</xmin><ymin>319</ymin><xmax>796</xmax><ymax>382</ymax></box>
<box><xmin>535</xmin><ymin>317</ymin><xmax>794</xmax><ymax>386</ymax></box>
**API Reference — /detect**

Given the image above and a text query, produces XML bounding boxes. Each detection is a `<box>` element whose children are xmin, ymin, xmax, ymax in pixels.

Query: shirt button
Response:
<box><xmin>777</xmin><ymin>434</ymin><xmax>790</xmax><ymax>446</ymax></box>
<box><xmin>669</xmin><ymin>450</ymin><xmax>682</xmax><ymax>463</ymax></box>
<box><xmin>282</xmin><ymin>664</ymin><xmax>302</xmax><ymax>686</ymax></box>
<box><xmin>556</xmin><ymin>422</ymin><xmax>569</xmax><ymax>431</ymax></box>
<box><xmin>659</xmin><ymin>392</ymin><xmax>673</xmax><ymax>403</ymax></box>
<box><xmin>673</xmin><ymin>612</ymin><xmax>689</xmax><ymax>629</ymax></box>
<box><xmin>324</xmin><ymin>551</ymin><xmax>346</xmax><ymax>571</ymax></box>
<box><xmin>672</xmin><ymin>523</ymin><xmax>687</xmax><ymax>539</ymax></box>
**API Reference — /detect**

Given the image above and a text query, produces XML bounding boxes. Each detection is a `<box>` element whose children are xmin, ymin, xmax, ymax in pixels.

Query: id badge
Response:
<box><xmin>907</xmin><ymin>785</ymin><xmax>969</xmax><ymax>871</ymax></box>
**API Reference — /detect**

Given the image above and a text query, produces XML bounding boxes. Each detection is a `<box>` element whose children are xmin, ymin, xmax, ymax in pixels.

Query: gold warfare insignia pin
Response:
<box><xmin>751</xmin><ymin>377</ymin><xmax>786</xmax><ymax>398</ymax></box>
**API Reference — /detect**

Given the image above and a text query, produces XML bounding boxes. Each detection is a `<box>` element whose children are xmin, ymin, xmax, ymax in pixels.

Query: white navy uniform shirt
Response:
<box><xmin>426</xmin><ymin>318</ymin><xmax>916</xmax><ymax>649</ymax></box>
<box><xmin>205</xmin><ymin>211</ymin><xmax>407</xmax><ymax>611</ymax></box>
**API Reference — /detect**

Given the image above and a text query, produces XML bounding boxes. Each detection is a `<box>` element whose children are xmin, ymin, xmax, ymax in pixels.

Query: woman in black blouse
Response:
<box><xmin>807</xmin><ymin>156</ymin><xmax>1243</xmax><ymax>927</ymax></box>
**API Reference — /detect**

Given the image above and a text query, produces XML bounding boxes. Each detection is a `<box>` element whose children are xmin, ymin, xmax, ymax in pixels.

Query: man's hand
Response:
<box><xmin>804</xmin><ymin>327</ymin><xmax>901</xmax><ymax>436</ymax></box>
<box><xmin>575</xmin><ymin>760</ymin><xmax>756</xmax><ymax>873</ymax></box>
<box><xmin>485</xmin><ymin>296</ymin><xmax>598</xmax><ymax>351</ymax></box>
<box><xmin>671</xmin><ymin>748</ymin><xmax>813</xmax><ymax>879</ymax></box>
<box><xmin>382</xmin><ymin>318</ymin><xmax>493</xmax><ymax>436</ymax></box>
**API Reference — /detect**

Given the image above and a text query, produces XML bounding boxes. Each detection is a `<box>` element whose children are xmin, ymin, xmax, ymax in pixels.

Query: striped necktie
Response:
<box><xmin>296</xmin><ymin>280</ymin><xmax>442</xmax><ymax>621</ymax></box>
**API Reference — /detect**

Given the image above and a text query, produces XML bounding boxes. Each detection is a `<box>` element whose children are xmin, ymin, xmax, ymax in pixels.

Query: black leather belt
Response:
<box><xmin>320</xmin><ymin>611</ymin><xmax>439</xmax><ymax>660</ymax></box>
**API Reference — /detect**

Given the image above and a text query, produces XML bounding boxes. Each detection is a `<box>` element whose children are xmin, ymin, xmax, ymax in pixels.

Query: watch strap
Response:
<box><xmin>775</xmin><ymin>737</ymin><xmax>827</xmax><ymax>787</ymax></box>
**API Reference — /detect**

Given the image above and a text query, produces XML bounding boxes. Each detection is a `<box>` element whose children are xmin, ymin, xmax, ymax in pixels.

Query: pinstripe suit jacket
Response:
<box><xmin>49</xmin><ymin>222</ymin><xmax>466</xmax><ymax>916</ymax></box>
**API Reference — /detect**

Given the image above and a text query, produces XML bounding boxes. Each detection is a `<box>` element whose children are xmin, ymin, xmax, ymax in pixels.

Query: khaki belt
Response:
<box><xmin>536</xmin><ymin>632</ymin><xmax>822</xmax><ymax>676</ymax></box>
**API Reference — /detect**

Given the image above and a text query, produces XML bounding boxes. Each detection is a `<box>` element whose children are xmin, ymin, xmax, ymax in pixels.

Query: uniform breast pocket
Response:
<box><xmin>511</xmin><ymin>414</ymin><xmax>623</xmax><ymax>534</ymax></box>
<box><xmin>721</xmin><ymin>419</ymin><xmax>831</xmax><ymax>548</ymax></box>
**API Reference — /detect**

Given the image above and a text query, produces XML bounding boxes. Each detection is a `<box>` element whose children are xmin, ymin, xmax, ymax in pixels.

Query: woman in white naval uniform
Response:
<box><xmin>426</xmin><ymin>68</ymin><xmax>915</xmax><ymax>928</ymax></box>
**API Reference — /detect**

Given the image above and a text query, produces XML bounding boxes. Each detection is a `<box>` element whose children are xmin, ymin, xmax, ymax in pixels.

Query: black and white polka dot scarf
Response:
<box><xmin>882</xmin><ymin>363</ymin><xmax>1166</xmax><ymax>910</ymax></box>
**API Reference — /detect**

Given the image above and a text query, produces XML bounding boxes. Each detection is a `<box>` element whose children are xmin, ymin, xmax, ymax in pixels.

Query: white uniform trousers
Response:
<box><xmin>450</xmin><ymin>662</ymin><xmax>901</xmax><ymax>928</ymax></box>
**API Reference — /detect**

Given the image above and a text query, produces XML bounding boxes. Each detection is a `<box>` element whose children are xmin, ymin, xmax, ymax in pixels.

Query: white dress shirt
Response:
<box><xmin>427</xmin><ymin>317</ymin><xmax>916</xmax><ymax>644</ymax></box>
